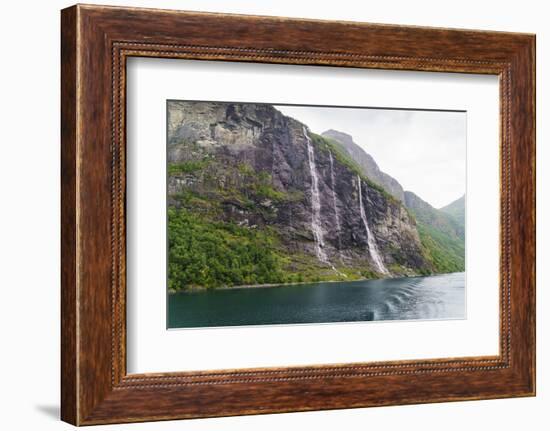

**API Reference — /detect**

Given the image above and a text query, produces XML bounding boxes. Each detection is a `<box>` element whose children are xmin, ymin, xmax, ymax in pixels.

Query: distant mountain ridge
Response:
<box><xmin>440</xmin><ymin>195</ymin><xmax>465</xmax><ymax>231</ymax></box>
<box><xmin>405</xmin><ymin>192</ymin><xmax>465</xmax><ymax>241</ymax></box>
<box><xmin>404</xmin><ymin>191</ymin><xmax>465</xmax><ymax>273</ymax></box>
<box><xmin>321</xmin><ymin>129</ymin><xmax>405</xmax><ymax>202</ymax></box>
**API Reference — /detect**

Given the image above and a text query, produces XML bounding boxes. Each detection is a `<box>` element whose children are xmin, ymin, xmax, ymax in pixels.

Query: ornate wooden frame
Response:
<box><xmin>61</xmin><ymin>4</ymin><xmax>536</xmax><ymax>425</ymax></box>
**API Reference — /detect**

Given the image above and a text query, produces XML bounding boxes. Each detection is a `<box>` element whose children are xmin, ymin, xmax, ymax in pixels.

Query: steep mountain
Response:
<box><xmin>167</xmin><ymin>101</ymin><xmax>432</xmax><ymax>290</ymax></box>
<box><xmin>320</xmin><ymin>128</ymin><xmax>465</xmax><ymax>274</ymax></box>
<box><xmin>321</xmin><ymin>129</ymin><xmax>405</xmax><ymax>201</ymax></box>
<box><xmin>440</xmin><ymin>194</ymin><xmax>465</xmax><ymax>231</ymax></box>
<box><xmin>404</xmin><ymin>191</ymin><xmax>465</xmax><ymax>273</ymax></box>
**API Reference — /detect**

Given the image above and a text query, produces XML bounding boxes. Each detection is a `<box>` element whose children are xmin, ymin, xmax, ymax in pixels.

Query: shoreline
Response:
<box><xmin>169</xmin><ymin>271</ymin><xmax>465</xmax><ymax>294</ymax></box>
<box><xmin>169</xmin><ymin>279</ymin><xmax>342</xmax><ymax>294</ymax></box>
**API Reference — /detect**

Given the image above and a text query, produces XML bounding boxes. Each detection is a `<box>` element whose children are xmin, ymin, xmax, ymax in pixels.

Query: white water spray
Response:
<box><xmin>357</xmin><ymin>175</ymin><xmax>389</xmax><ymax>274</ymax></box>
<box><xmin>329</xmin><ymin>152</ymin><xmax>344</xmax><ymax>262</ymax></box>
<box><xmin>303</xmin><ymin>127</ymin><xmax>346</xmax><ymax>277</ymax></box>
<box><xmin>304</xmin><ymin>127</ymin><xmax>328</xmax><ymax>263</ymax></box>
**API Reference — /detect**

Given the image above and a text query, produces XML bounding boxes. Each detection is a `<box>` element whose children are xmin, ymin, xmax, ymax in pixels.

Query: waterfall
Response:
<box><xmin>357</xmin><ymin>175</ymin><xmax>389</xmax><ymax>274</ymax></box>
<box><xmin>303</xmin><ymin>127</ymin><xmax>346</xmax><ymax>277</ymax></box>
<box><xmin>329</xmin><ymin>152</ymin><xmax>344</xmax><ymax>261</ymax></box>
<box><xmin>304</xmin><ymin>127</ymin><xmax>328</xmax><ymax>263</ymax></box>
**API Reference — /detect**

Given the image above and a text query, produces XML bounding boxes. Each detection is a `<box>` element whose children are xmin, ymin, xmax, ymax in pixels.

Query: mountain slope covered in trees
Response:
<box><xmin>440</xmin><ymin>195</ymin><xmax>466</xmax><ymax>231</ymax></box>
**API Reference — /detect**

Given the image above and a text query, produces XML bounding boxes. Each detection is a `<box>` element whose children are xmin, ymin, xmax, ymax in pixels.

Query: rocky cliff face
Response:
<box><xmin>167</xmin><ymin>101</ymin><xmax>430</xmax><ymax>279</ymax></box>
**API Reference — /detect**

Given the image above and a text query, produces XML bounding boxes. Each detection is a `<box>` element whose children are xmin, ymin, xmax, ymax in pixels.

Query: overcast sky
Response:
<box><xmin>277</xmin><ymin>105</ymin><xmax>466</xmax><ymax>209</ymax></box>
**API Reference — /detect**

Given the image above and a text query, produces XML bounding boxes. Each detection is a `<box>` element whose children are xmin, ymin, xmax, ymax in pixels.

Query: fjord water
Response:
<box><xmin>168</xmin><ymin>272</ymin><xmax>465</xmax><ymax>329</ymax></box>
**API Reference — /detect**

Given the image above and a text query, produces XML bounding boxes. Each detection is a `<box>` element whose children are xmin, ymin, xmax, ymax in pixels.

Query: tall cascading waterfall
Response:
<box><xmin>303</xmin><ymin>128</ymin><xmax>345</xmax><ymax>277</ymax></box>
<box><xmin>357</xmin><ymin>175</ymin><xmax>389</xmax><ymax>275</ymax></box>
<box><xmin>329</xmin><ymin>151</ymin><xmax>344</xmax><ymax>262</ymax></box>
<box><xmin>304</xmin><ymin>126</ymin><xmax>328</xmax><ymax>263</ymax></box>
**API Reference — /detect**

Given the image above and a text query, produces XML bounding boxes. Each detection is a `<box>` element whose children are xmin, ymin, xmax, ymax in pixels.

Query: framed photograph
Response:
<box><xmin>61</xmin><ymin>4</ymin><xmax>536</xmax><ymax>425</ymax></box>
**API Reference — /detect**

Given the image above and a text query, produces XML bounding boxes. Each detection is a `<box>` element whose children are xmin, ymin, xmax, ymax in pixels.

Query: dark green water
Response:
<box><xmin>168</xmin><ymin>272</ymin><xmax>465</xmax><ymax>329</ymax></box>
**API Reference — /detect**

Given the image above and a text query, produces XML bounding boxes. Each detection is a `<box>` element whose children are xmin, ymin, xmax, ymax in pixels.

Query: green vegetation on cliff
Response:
<box><xmin>416</xmin><ymin>223</ymin><xmax>465</xmax><ymax>273</ymax></box>
<box><xmin>168</xmin><ymin>208</ymin><xmax>286</xmax><ymax>290</ymax></box>
<box><xmin>168</xmin><ymin>159</ymin><xmax>210</xmax><ymax>175</ymax></box>
<box><xmin>440</xmin><ymin>195</ymin><xmax>466</xmax><ymax>232</ymax></box>
<box><xmin>404</xmin><ymin>191</ymin><xmax>465</xmax><ymax>274</ymax></box>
